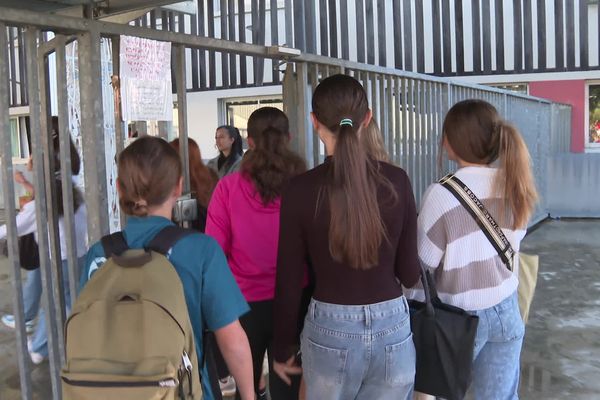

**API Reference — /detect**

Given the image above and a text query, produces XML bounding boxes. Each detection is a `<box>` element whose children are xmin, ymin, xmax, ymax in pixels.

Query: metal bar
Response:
<box><xmin>392</xmin><ymin>0</ymin><xmax>402</xmax><ymax>69</ymax></box>
<box><xmin>340</xmin><ymin>0</ymin><xmax>349</xmax><ymax>59</ymax></box>
<box><xmin>228</xmin><ymin>0</ymin><xmax>237</xmax><ymax>86</ymax></box>
<box><xmin>305</xmin><ymin>0</ymin><xmax>317</xmax><ymax>53</ymax></box>
<box><xmin>25</xmin><ymin>28</ymin><xmax>62</xmax><ymax>399</ymax></box>
<box><xmin>0</xmin><ymin>22</ymin><xmax>33</xmax><ymax>400</ymax></box>
<box><xmin>356</xmin><ymin>0</ymin><xmax>365</xmax><ymax>62</ymax></box>
<box><xmin>471</xmin><ymin>0</ymin><xmax>481</xmax><ymax>72</ymax></box>
<box><xmin>78</xmin><ymin>30</ymin><xmax>109</xmax><ymax>244</ymax></box>
<box><xmin>238</xmin><ymin>0</ymin><xmax>247</xmax><ymax>86</ymax></box>
<box><xmin>270</xmin><ymin>0</ymin><xmax>280</xmax><ymax>83</ymax></box>
<box><xmin>386</xmin><ymin>75</ymin><xmax>394</xmax><ymax>156</ymax></box>
<box><xmin>284</xmin><ymin>0</ymin><xmax>293</xmax><ymax>47</ymax></box>
<box><xmin>406</xmin><ymin>78</ymin><xmax>414</xmax><ymax>181</ymax></box>
<box><xmin>365</xmin><ymin>0</ymin><xmax>375</xmax><ymax>65</ymax></box>
<box><xmin>401</xmin><ymin>77</ymin><xmax>408</xmax><ymax>169</ymax></box>
<box><xmin>495</xmin><ymin>0</ymin><xmax>505</xmax><ymax>72</ymax></box>
<box><xmin>8</xmin><ymin>26</ymin><xmax>17</xmax><ymax>105</ymax></box>
<box><xmin>394</xmin><ymin>76</ymin><xmax>401</xmax><ymax>163</ymax></box>
<box><xmin>514</xmin><ymin>0</ymin><xmax>523</xmax><ymax>71</ymax></box>
<box><xmin>56</xmin><ymin>34</ymin><xmax>80</xmax><ymax>321</ymax></box>
<box><xmin>442</xmin><ymin>0</ymin><xmax>451</xmax><ymax>73</ymax></box>
<box><xmin>482</xmin><ymin>0</ymin><xmax>492</xmax><ymax>73</ymax></box>
<box><xmin>309</xmin><ymin>64</ymin><xmax>320</xmax><ymax>164</ymax></box>
<box><xmin>175</xmin><ymin>44</ymin><xmax>190</xmax><ymax>193</ymax></box>
<box><xmin>554</xmin><ymin>0</ymin><xmax>564</xmax><ymax>69</ymax></box>
<box><xmin>432</xmin><ymin>0</ymin><xmax>441</xmax><ymax>74</ymax></box>
<box><xmin>565</xmin><ymin>0</ymin><xmax>575</xmax><ymax>69</ymax></box>
<box><xmin>257</xmin><ymin>0</ymin><xmax>267</xmax><ymax>84</ymax></box>
<box><xmin>415</xmin><ymin>79</ymin><xmax>423</xmax><ymax>204</ymax></box>
<box><xmin>379</xmin><ymin>73</ymin><xmax>387</xmax><ymax>149</ymax></box>
<box><xmin>207</xmin><ymin>0</ymin><xmax>216</xmax><ymax>88</ymax></box>
<box><xmin>190</xmin><ymin>12</ymin><xmax>199</xmax><ymax>90</ymax></box>
<box><xmin>377</xmin><ymin>0</ymin><xmax>387</xmax><ymax>66</ymax></box>
<box><xmin>319</xmin><ymin>0</ymin><xmax>328</xmax><ymax>56</ymax></box>
<box><xmin>17</xmin><ymin>28</ymin><xmax>27</xmax><ymax>105</ymax></box>
<box><xmin>39</xmin><ymin>44</ymin><xmax>67</xmax><ymax>366</ymax></box>
<box><xmin>293</xmin><ymin>0</ymin><xmax>305</xmax><ymax>50</ymax></box>
<box><xmin>328</xmin><ymin>0</ymin><xmax>338</xmax><ymax>58</ymax></box>
<box><xmin>579</xmin><ymin>0</ymin><xmax>588</xmax><ymax>68</ymax></box>
<box><xmin>296</xmin><ymin>62</ymin><xmax>314</xmax><ymax>167</ymax></box>
<box><xmin>402</xmin><ymin>0</ymin><xmax>412</xmax><ymax>70</ymax></box>
<box><xmin>220</xmin><ymin>0</ymin><xmax>229</xmax><ymax>87</ymax></box>
<box><xmin>197</xmin><ymin>1</ymin><xmax>207</xmax><ymax>89</ymax></box>
<box><xmin>414</xmin><ymin>0</ymin><xmax>424</xmax><ymax>72</ymax></box>
<box><xmin>523</xmin><ymin>0</ymin><xmax>533</xmax><ymax>71</ymax></box>
<box><xmin>455</xmin><ymin>0</ymin><xmax>464</xmax><ymax>73</ymax></box>
<box><xmin>111</xmin><ymin>36</ymin><xmax>126</xmax><ymax>229</ymax></box>
<box><xmin>536</xmin><ymin>0</ymin><xmax>546</xmax><ymax>70</ymax></box>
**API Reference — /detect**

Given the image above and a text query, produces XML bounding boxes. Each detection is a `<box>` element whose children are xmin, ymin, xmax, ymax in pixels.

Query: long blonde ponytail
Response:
<box><xmin>496</xmin><ymin>122</ymin><xmax>538</xmax><ymax>229</ymax></box>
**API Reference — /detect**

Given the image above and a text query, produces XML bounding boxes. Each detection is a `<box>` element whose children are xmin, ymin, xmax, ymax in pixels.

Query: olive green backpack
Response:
<box><xmin>62</xmin><ymin>226</ymin><xmax>202</xmax><ymax>400</ymax></box>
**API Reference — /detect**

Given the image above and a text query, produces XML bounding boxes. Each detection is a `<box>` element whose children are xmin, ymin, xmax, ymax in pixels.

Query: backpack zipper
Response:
<box><xmin>62</xmin><ymin>376</ymin><xmax>177</xmax><ymax>388</ymax></box>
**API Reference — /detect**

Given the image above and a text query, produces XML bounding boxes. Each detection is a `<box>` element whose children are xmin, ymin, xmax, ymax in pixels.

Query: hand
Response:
<box><xmin>14</xmin><ymin>172</ymin><xmax>27</xmax><ymax>185</ymax></box>
<box><xmin>273</xmin><ymin>355</ymin><xmax>302</xmax><ymax>386</ymax></box>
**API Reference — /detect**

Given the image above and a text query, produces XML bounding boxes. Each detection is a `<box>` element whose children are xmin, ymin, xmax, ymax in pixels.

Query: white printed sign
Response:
<box><xmin>120</xmin><ymin>35</ymin><xmax>173</xmax><ymax>121</ymax></box>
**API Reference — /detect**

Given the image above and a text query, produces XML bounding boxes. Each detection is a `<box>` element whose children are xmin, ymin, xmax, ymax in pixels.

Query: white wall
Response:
<box><xmin>185</xmin><ymin>85</ymin><xmax>282</xmax><ymax>159</ymax></box>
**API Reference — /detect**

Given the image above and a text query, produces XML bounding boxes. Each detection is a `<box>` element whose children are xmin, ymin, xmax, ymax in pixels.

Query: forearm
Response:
<box><xmin>215</xmin><ymin>321</ymin><xmax>254</xmax><ymax>400</ymax></box>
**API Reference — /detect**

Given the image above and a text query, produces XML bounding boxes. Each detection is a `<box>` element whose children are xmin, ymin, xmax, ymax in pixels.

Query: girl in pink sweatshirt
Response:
<box><xmin>206</xmin><ymin>107</ymin><xmax>305</xmax><ymax>399</ymax></box>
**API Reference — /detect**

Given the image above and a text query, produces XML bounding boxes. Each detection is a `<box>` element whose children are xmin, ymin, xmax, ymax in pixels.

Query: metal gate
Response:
<box><xmin>0</xmin><ymin>5</ymin><xmax>570</xmax><ymax>399</ymax></box>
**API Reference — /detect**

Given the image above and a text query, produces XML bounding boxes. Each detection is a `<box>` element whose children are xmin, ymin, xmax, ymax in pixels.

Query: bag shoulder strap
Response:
<box><xmin>147</xmin><ymin>225</ymin><xmax>195</xmax><ymax>255</ymax></box>
<box><xmin>438</xmin><ymin>174</ymin><xmax>515</xmax><ymax>271</ymax></box>
<box><xmin>101</xmin><ymin>232</ymin><xmax>129</xmax><ymax>257</ymax></box>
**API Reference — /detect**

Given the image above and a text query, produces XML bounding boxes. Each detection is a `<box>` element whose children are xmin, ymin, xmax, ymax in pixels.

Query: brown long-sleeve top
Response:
<box><xmin>272</xmin><ymin>158</ymin><xmax>421</xmax><ymax>362</ymax></box>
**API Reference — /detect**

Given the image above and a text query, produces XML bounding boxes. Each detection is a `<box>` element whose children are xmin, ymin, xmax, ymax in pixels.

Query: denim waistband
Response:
<box><xmin>308</xmin><ymin>296</ymin><xmax>409</xmax><ymax>322</ymax></box>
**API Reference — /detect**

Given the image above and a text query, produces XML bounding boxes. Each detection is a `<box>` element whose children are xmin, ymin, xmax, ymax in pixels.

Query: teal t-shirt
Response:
<box><xmin>80</xmin><ymin>215</ymin><xmax>249</xmax><ymax>400</ymax></box>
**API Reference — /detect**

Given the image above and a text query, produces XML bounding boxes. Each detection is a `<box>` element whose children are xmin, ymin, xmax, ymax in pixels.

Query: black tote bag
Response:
<box><xmin>408</xmin><ymin>269</ymin><xmax>479</xmax><ymax>400</ymax></box>
<box><xmin>1</xmin><ymin>233</ymin><xmax>40</xmax><ymax>271</ymax></box>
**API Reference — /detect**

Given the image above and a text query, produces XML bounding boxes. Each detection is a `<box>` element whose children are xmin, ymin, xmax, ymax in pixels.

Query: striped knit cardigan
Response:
<box><xmin>404</xmin><ymin>166</ymin><xmax>526</xmax><ymax>311</ymax></box>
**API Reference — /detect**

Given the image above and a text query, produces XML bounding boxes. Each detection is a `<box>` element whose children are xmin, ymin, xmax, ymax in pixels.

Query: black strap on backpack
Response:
<box><xmin>101</xmin><ymin>232</ymin><xmax>129</xmax><ymax>257</ymax></box>
<box><xmin>439</xmin><ymin>173</ymin><xmax>516</xmax><ymax>271</ymax></box>
<box><xmin>146</xmin><ymin>226</ymin><xmax>194</xmax><ymax>255</ymax></box>
<box><xmin>101</xmin><ymin>226</ymin><xmax>195</xmax><ymax>258</ymax></box>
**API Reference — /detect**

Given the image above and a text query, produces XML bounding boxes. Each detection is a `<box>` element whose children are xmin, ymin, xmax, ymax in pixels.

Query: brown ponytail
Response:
<box><xmin>443</xmin><ymin>99</ymin><xmax>538</xmax><ymax>229</ymax></box>
<box><xmin>312</xmin><ymin>74</ymin><xmax>391</xmax><ymax>269</ymax></box>
<box><xmin>117</xmin><ymin>136</ymin><xmax>182</xmax><ymax>217</ymax></box>
<box><xmin>497</xmin><ymin>122</ymin><xmax>538</xmax><ymax>228</ymax></box>
<box><xmin>242</xmin><ymin>107</ymin><xmax>306</xmax><ymax>204</ymax></box>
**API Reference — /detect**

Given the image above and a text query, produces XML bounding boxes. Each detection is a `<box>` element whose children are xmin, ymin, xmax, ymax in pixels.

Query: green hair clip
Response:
<box><xmin>339</xmin><ymin>118</ymin><xmax>353</xmax><ymax>127</ymax></box>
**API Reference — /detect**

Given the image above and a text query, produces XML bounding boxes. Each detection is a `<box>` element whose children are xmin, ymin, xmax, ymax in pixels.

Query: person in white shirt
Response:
<box><xmin>1</xmin><ymin>117</ymin><xmax>88</xmax><ymax>364</ymax></box>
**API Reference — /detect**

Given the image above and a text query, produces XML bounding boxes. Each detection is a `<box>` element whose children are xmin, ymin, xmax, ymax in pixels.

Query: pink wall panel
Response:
<box><xmin>529</xmin><ymin>80</ymin><xmax>585</xmax><ymax>153</ymax></box>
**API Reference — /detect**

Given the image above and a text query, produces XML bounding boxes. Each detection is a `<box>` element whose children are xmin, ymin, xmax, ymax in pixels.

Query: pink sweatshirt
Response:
<box><xmin>206</xmin><ymin>172</ymin><xmax>283</xmax><ymax>302</ymax></box>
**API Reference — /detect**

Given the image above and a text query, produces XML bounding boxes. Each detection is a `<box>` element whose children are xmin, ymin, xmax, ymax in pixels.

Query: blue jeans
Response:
<box><xmin>469</xmin><ymin>292</ymin><xmax>525</xmax><ymax>400</ymax></box>
<box><xmin>30</xmin><ymin>257</ymin><xmax>85</xmax><ymax>357</ymax></box>
<box><xmin>300</xmin><ymin>296</ymin><xmax>415</xmax><ymax>400</ymax></box>
<box><xmin>23</xmin><ymin>268</ymin><xmax>42</xmax><ymax>321</ymax></box>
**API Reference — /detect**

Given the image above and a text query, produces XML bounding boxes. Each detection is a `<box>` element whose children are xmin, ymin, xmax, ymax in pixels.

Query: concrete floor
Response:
<box><xmin>0</xmin><ymin>219</ymin><xmax>599</xmax><ymax>399</ymax></box>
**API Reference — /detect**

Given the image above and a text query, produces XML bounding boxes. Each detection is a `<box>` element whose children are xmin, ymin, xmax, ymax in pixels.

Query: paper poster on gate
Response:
<box><xmin>120</xmin><ymin>35</ymin><xmax>173</xmax><ymax>121</ymax></box>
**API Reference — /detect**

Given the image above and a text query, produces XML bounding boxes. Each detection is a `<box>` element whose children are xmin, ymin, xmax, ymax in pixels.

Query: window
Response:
<box><xmin>9</xmin><ymin>117</ymin><xmax>24</xmax><ymax>158</ymax></box>
<box><xmin>587</xmin><ymin>82</ymin><xmax>600</xmax><ymax>148</ymax></box>
<box><xmin>223</xmin><ymin>96</ymin><xmax>283</xmax><ymax>140</ymax></box>
<box><xmin>486</xmin><ymin>83</ymin><xmax>529</xmax><ymax>95</ymax></box>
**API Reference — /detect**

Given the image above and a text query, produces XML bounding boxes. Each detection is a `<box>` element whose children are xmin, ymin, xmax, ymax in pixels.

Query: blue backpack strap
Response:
<box><xmin>101</xmin><ymin>232</ymin><xmax>129</xmax><ymax>257</ymax></box>
<box><xmin>146</xmin><ymin>226</ymin><xmax>195</xmax><ymax>255</ymax></box>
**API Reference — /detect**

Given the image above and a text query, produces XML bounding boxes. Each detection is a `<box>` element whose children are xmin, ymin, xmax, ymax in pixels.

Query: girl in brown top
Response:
<box><xmin>272</xmin><ymin>74</ymin><xmax>421</xmax><ymax>400</ymax></box>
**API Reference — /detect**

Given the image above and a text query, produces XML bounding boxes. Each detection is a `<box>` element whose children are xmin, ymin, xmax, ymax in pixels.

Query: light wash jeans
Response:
<box><xmin>469</xmin><ymin>291</ymin><xmax>525</xmax><ymax>400</ymax></box>
<box><xmin>23</xmin><ymin>268</ymin><xmax>42</xmax><ymax>321</ymax></box>
<box><xmin>300</xmin><ymin>296</ymin><xmax>415</xmax><ymax>400</ymax></box>
<box><xmin>30</xmin><ymin>257</ymin><xmax>85</xmax><ymax>357</ymax></box>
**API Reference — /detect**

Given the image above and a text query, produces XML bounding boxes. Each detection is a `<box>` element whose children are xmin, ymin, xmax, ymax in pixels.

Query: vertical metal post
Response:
<box><xmin>174</xmin><ymin>44</ymin><xmax>190</xmax><ymax>193</ymax></box>
<box><xmin>25</xmin><ymin>28</ymin><xmax>62</xmax><ymax>400</ymax></box>
<box><xmin>78</xmin><ymin>30</ymin><xmax>109</xmax><ymax>244</ymax></box>
<box><xmin>56</xmin><ymin>35</ymin><xmax>79</xmax><ymax>310</ymax></box>
<box><xmin>284</xmin><ymin>0</ymin><xmax>293</xmax><ymax>46</ymax></box>
<box><xmin>394</xmin><ymin>76</ymin><xmax>401</xmax><ymax>164</ymax></box>
<box><xmin>0</xmin><ymin>23</ymin><xmax>33</xmax><ymax>400</ymax></box>
<box><xmin>295</xmin><ymin>62</ymin><xmax>314</xmax><ymax>167</ymax></box>
<box><xmin>386</xmin><ymin>75</ymin><xmax>394</xmax><ymax>158</ymax></box>
<box><xmin>111</xmin><ymin>36</ymin><xmax>126</xmax><ymax>228</ymax></box>
<box><xmin>39</xmin><ymin>45</ymin><xmax>67</xmax><ymax>364</ymax></box>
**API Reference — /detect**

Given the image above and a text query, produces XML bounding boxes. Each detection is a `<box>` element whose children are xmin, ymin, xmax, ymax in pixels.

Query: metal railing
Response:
<box><xmin>0</xmin><ymin>5</ymin><xmax>571</xmax><ymax>400</ymax></box>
